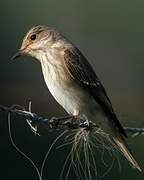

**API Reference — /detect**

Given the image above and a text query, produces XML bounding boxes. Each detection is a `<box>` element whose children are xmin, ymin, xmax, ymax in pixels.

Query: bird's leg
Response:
<box><xmin>71</xmin><ymin>111</ymin><xmax>80</xmax><ymax>123</ymax></box>
<box><xmin>68</xmin><ymin>111</ymin><xmax>95</xmax><ymax>129</ymax></box>
<box><xmin>77</xmin><ymin>114</ymin><xmax>97</xmax><ymax>130</ymax></box>
<box><xmin>79</xmin><ymin>115</ymin><xmax>90</xmax><ymax>129</ymax></box>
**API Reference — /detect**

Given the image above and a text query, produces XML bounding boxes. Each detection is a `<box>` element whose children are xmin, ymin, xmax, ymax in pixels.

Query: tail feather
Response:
<box><xmin>113</xmin><ymin>134</ymin><xmax>142</xmax><ymax>172</ymax></box>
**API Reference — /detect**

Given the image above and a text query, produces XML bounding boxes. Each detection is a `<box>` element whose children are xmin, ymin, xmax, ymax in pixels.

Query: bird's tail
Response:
<box><xmin>113</xmin><ymin>133</ymin><xmax>142</xmax><ymax>172</ymax></box>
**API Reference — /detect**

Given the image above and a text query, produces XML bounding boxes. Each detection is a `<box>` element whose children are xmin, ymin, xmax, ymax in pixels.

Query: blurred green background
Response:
<box><xmin>0</xmin><ymin>0</ymin><xmax>144</xmax><ymax>179</ymax></box>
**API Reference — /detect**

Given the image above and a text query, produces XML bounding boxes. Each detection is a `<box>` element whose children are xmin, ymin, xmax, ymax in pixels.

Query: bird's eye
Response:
<box><xmin>30</xmin><ymin>34</ymin><xmax>36</xmax><ymax>41</ymax></box>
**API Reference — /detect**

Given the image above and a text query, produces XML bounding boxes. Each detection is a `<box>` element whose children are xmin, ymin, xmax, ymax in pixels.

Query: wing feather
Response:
<box><xmin>64</xmin><ymin>48</ymin><xmax>127</xmax><ymax>137</ymax></box>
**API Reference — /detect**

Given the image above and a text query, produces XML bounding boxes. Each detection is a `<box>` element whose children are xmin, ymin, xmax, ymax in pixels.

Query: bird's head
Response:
<box><xmin>11</xmin><ymin>25</ymin><xmax>60</xmax><ymax>60</ymax></box>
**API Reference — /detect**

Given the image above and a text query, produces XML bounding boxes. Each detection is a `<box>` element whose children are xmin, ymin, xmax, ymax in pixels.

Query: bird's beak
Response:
<box><xmin>11</xmin><ymin>48</ymin><xmax>26</xmax><ymax>60</ymax></box>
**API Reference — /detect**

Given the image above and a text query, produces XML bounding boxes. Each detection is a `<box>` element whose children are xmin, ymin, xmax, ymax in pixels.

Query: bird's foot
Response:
<box><xmin>79</xmin><ymin>120</ymin><xmax>96</xmax><ymax>131</ymax></box>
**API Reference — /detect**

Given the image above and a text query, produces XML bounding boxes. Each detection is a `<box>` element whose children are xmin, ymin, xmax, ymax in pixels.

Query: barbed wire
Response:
<box><xmin>0</xmin><ymin>104</ymin><xmax>144</xmax><ymax>136</ymax></box>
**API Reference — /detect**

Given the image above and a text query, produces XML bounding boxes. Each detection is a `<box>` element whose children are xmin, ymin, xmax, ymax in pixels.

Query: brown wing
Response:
<box><xmin>64</xmin><ymin>48</ymin><xmax>127</xmax><ymax>137</ymax></box>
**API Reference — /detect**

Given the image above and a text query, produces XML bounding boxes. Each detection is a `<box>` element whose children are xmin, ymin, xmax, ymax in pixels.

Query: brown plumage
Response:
<box><xmin>12</xmin><ymin>25</ymin><xmax>142</xmax><ymax>172</ymax></box>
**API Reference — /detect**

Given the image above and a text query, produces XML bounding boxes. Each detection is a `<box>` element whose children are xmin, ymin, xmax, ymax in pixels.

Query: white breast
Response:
<box><xmin>40</xmin><ymin>54</ymin><xmax>83</xmax><ymax>115</ymax></box>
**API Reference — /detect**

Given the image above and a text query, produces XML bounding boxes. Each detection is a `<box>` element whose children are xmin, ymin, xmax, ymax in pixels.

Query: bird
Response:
<box><xmin>12</xmin><ymin>25</ymin><xmax>141</xmax><ymax>172</ymax></box>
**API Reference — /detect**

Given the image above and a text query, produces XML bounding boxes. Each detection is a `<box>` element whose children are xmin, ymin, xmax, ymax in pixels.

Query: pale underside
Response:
<box><xmin>38</xmin><ymin>48</ymin><xmax>110</xmax><ymax>133</ymax></box>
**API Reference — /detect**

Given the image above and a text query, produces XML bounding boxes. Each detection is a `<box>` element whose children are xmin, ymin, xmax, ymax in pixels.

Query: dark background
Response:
<box><xmin>0</xmin><ymin>0</ymin><xmax>144</xmax><ymax>179</ymax></box>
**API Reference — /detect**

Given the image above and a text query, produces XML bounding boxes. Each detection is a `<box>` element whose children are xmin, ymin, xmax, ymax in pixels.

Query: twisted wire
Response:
<box><xmin>0</xmin><ymin>105</ymin><xmax>143</xmax><ymax>136</ymax></box>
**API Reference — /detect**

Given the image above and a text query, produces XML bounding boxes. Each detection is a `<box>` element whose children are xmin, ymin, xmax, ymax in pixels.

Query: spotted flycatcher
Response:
<box><xmin>12</xmin><ymin>25</ymin><xmax>141</xmax><ymax>171</ymax></box>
